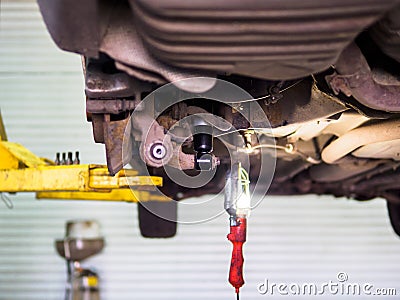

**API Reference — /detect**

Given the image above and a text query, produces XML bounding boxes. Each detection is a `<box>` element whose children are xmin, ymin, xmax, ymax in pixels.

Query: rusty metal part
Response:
<box><xmin>158</xmin><ymin>142</ymin><xmax>220</xmax><ymax>170</ymax></box>
<box><xmin>85</xmin><ymin>55</ymin><xmax>156</xmax><ymax>99</ymax></box>
<box><xmin>87</xmin><ymin>99</ymin><xmax>137</xmax><ymax>114</ymax></box>
<box><xmin>132</xmin><ymin>112</ymin><xmax>222</xmax><ymax>170</ymax></box>
<box><xmin>315</xmin><ymin>73</ymin><xmax>398</xmax><ymax>119</ymax></box>
<box><xmin>166</xmin><ymin>149</ymin><xmax>195</xmax><ymax>170</ymax></box>
<box><xmin>104</xmin><ymin>114</ymin><xmax>130</xmax><ymax>175</ymax></box>
<box><xmin>157</xmin><ymin>115</ymin><xmax>178</xmax><ymax>130</ymax></box>
<box><xmin>91</xmin><ymin>114</ymin><xmax>105</xmax><ymax>143</ymax></box>
<box><xmin>327</xmin><ymin>42</ymin><xmax>400</xmax><ymax>112</ymax></box>
<box><xmin>321</xmin><ymin>119</ymin><xmax>400</xmax><ymax>164</ymax></box>
<box><xmin>266</xmin><ymin>80</ymin><xmax>347</xmax><ymax>127</ymax></box>
<box><xmin>231</xmin><ymin>78</ymin><xmax>347</xmax><ymax>128</ymax></box>
<box><xmin>138</xmin><ymin>120</ymin><xmax>173</xmax><ymax>167</ymax></box>
<box><xmin>132</xmin><ymin>114</ymin><xmax>189</xmax><ymax>169</ymax></box>
<box><xmin>86</xmin><ymin>63</ymin><xmax>137</xmax><ymax>98</ymax></box>
<box><xmin>132</xmin><ymin>114</ymin><xmax>174</xmax><ymax>168</ymax></box>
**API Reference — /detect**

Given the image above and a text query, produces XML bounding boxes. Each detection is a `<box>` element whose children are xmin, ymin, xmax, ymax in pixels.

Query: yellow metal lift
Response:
<box><xmin>0</xmin><ymin>111</ymin><xmax>168</xmax><ymax>203</ymax></box>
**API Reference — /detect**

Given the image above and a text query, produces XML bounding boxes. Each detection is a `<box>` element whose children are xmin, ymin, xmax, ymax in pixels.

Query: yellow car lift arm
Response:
<box><xmin>0</xmin><ymin>111</ymin><xmax>167</xmax><ymax>203</ymax></box>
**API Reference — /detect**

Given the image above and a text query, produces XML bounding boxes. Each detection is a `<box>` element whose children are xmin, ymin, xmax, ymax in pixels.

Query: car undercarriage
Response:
<box><xmin>37</xmin><ymin>0</ymin><xmax>400</xmax><ymax>237</ymax></box>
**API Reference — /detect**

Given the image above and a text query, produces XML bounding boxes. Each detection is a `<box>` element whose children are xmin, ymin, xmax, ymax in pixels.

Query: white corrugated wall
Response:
<box><xmin>1</xmin><ymin>1</ymin><xmax>400</xmax><ymax>299</ymax></box>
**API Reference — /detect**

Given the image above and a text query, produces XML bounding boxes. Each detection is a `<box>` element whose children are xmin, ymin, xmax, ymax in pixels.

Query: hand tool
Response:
<box><xmin>225</xmin><ymin>163</ymin><xmax>251</xmax><ymax>299</ymax></box>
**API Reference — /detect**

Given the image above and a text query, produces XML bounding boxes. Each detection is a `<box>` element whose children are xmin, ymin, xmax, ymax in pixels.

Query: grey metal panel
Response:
<box><xmin>0</xmin><ymin>1</ymin><xmax>400</xmax><ymax>300</ymax></box>
<box><xmin>132</xmin><ymin>0</ymin><xmax>398</xmax><ymax>80</ymax></box>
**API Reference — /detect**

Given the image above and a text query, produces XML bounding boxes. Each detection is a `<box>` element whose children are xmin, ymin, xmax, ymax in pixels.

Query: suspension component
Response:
<box><xmin>193</xmin><ymin>125</ymin><xmax>214</xmax><ymax>171</ymax></box>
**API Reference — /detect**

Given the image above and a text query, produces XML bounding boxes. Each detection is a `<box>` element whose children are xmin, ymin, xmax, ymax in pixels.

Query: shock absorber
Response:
<box><xmin>193</xmin><ymin>124</ymin><xmax>214</xmax><ymax>171</ymax></box>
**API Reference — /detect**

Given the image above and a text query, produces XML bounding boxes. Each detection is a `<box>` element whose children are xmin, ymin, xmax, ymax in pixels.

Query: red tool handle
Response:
<box><xmin>227</xmin><ymin>217</ymin><xmax>247</xmax><ymax>293</ymax></box>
